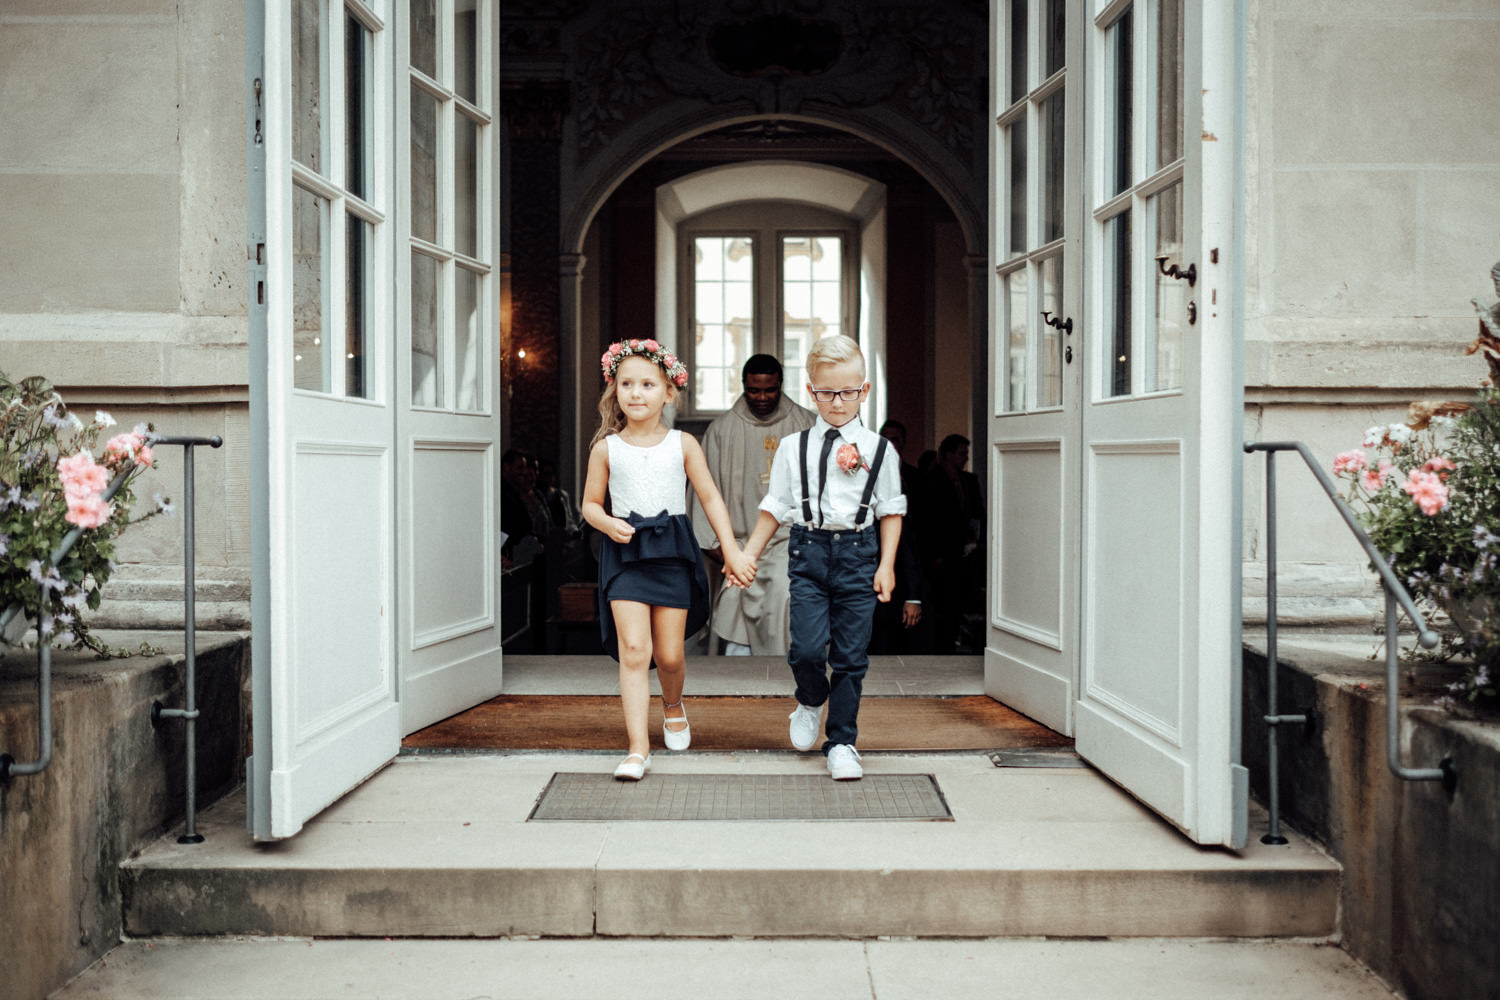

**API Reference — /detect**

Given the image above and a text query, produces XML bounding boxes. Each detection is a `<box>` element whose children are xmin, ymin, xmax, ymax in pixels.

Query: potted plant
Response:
<box><xmin>1</xmin><ymin>372</ymin><xmax>167</xmax><ymax>658</ymax></box>
<box><xmin>1331</xmin><ymin>263</ymin><xmax>1500</xmax><ymax>707</ymax></box>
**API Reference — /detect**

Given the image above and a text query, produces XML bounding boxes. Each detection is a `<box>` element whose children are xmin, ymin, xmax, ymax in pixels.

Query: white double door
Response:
<box><xmin>248</xmin><ymin>0</ymin><xmax>503</xmax><ymax>840</ymax></box>
<box><xmin>986</xmin><ymin>0</ymin><xmax>1246</xmax><ymax>848</ymax></box>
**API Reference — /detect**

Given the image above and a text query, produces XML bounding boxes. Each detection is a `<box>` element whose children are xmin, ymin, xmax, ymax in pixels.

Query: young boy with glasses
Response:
<box><xmin>741</xmin><ymin>335</ymin><xmax>907</xmax><ymax>779</ymax></box>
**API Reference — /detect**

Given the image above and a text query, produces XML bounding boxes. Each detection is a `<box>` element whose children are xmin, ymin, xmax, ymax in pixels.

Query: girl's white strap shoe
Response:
<box><xmin>613</xmin><ymin>753</ymin><xmax>652</xmax><ymax>780</ymax></box>
<box><xmin>662</xmin><ymin>699</ymin><xmax>691</xmax><ymax>751</ymax></box>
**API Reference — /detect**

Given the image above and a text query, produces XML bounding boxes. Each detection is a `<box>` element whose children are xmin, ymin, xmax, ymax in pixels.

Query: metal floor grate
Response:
<box><xmin>988</xmin><ymin>748</ymin><xmax>1085</xmax><ymax>768</ymax></box>
<box><xmin>528</xmin><ymin>772</ymin><xmax>953</xmax><ymax>821</ymax></box>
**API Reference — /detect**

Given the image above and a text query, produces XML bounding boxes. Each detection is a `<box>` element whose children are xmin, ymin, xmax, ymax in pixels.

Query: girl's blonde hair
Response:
<box><xmin>588</xmin><ymin>358</ymin><xmax>678</xmax><ymax>450</ymax></box>
<box><xmin>805</xmin><ymin>334</ymin><xmax>865</xmax><ymax>380</ymax></box>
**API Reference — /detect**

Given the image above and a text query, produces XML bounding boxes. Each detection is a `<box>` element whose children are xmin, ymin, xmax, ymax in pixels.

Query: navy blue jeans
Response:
<box><xmin>786</xmin><ymin>523</ymin><xmax>880</xmax><ymax>752</ymax></box>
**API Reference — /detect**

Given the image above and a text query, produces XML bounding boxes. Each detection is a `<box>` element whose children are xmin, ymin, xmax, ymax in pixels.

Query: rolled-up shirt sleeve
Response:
<box><xmin>872</xmin><ymin>450</ymin><xmax>907</xmax><ymax>518</ymax></box>
<box><xmin>758</xmin><ymin>437</ymin><xmax>798</xmax><ymax>524</ymax></box>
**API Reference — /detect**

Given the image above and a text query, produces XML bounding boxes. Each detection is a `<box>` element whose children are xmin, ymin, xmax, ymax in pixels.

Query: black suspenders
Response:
<box><xmin>797</xmin><ymin>429</ymin><xmax>890</xmax><ymax>528</ymax></box>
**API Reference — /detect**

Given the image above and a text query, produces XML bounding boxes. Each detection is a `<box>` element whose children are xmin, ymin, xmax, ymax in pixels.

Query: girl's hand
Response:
<box><xmin>723</xmin><ymin>548</ymin><xmax>756</xmax><ymax>588</ymax></box>
<box><xmin>605</xmin><ymin>518</ymin><xmax>636</xmax><ymax>544</ymax></box>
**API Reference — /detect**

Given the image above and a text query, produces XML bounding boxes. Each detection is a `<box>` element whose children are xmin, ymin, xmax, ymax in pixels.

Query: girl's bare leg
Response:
<box><xmin>652</xmin><ymin>606</ymin><xmax>689</xmax><ymax>735</ymax></box>
<box><xmin>611</xmin><ymin>600</ymin><xmax>654</xmax><ymax>759</ymax></box>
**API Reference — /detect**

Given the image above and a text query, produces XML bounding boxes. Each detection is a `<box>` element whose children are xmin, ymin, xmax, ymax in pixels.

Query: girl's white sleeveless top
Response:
<box><xmin>606</xmin><ymin>429</ymin><xmax>687</xmax><ymax>517</ymax></box>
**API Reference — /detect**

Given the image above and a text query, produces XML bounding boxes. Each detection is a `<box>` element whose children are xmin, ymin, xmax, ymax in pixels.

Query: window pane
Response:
<box><xmin>1150</xmin><ymin>183</ymin><xmax>1184</xmax><ymax>391</ymax></box>
<box><xmin>344</xmin><ymin>212</ymin><xmax>370</xmax><ymax>399</ymax></box>
<box><xmin>292</xmin><ymin>186</ymin><xmax>327</xmax><ymax>392</ymax></box>
<box><xmin>811</xmin><ymin>282</ymin><xmax>842</xmax><ymax>335</ymax></box>
<box><xmin>292</xmin><ymin>0</ymin><xmax>321</xmax><ymax>171</ymax></box>
<box><xmin>1043</xmin><ymin>0</ymin><xmax>1066</xmax><ymax>78</ymax></box>
<box><xmin>1009</xmin><ymin>0</ymin><xmax>1028</xmax><ymax>102</ymax></box>
<box><xmin>1040</xmin><ymin>89</ymin><xmax>1064</xmax><ymax>244</ymax></box>
<box><xmin>1040</xmin><ymin>255</ymin><xmax>1062</xmax><ymax>407</ymax></box>
<box><xmin>345</xmin><ymin>14</ymin><xmax>368</xmax><ymax>197</ymax></box>
<box><xmin>456</xmin><ymin>111</ymin><xmax>479</xmax><ymax>257</ymax></box>
<box><xmin>1005</xmin><ymin>269</ymin><xmax>1028</xmax><ymax>412</ymax></box>
<box><xmin>1155</xmin><ymin>0</ymin><xmax>1184</xmax><ymax>168</ymax></box>
<box><xmin>692</xmin><ymin>235</ymin><xmax>755</xmax><ymax>412</ymax></box>
<box><xmin>810</xmin><ymin>237</ymin><xmax>841</xmax><ymax>281</ymax></box>
<box><xmin>783</xmin><ymin>236</ymin><xmax>842</xmax><ymax>350</ymax></box>
<box><xmin>1107</xmin><ymin>211</ymin><xmax>1132</xmax><ymax>397</ymax></box>
<box><xmin>410</xmin><ymin>84</ymin><xmax>438</xmax><ymax>244</ymax></box>
<box><xmin>410</xmin><ymin>0</ymin><xmax>436</xmax><ymax>79</ymax></box>
<box><xmin>695</xmin><ymin>236</ymin><xmax>723</xmax><ymax>281</ymax></box>
<box><xmin>1110</xmin><ymin>10</ymin><xmax>1133</xmax><ymax>196</ymax></box>
<box><xmin>411</xmin><ymin>251</ymin><xmax>442</xmax><ymax>406</ymax></box>
<box><xmin>724</xmin><ymin>237</ymin><xmax>753</xmax><ymax>280</ymax></box>
<box><xmin>1008</xmin><ymin>118</ymin><xmax>1027</xmax><ymax>255</ymax></box>
<box><xmin>455</xmin><ymin>265</ymin><xmax>481</xmax><ymax>410</ymax></box>
<box><xmin>455</xmin><ymin>1</ymin><xmax>478</xmax><ymax>103</ymax></box>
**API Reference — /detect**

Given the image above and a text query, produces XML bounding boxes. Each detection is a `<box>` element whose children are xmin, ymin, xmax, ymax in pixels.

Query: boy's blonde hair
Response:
<box><xmin>805</xmin><ymin>334</ymin><xmax>865</xmax><ymax>381</ymax></box>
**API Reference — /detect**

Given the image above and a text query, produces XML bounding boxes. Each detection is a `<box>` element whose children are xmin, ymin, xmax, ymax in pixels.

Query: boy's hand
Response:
<box><xmin>873</xmin><ymin>565</ymin><xmax>895</xmax><ymax>603</ymax></box>
<box><xmin>723</xmin><ymin>548</ymin><xmax>757</xmax><ymax>588</ymax></box>
<box><xmin>604</xmin><ymin>518</ymin><xmax>636</xmax><ymax>544</ymax></box>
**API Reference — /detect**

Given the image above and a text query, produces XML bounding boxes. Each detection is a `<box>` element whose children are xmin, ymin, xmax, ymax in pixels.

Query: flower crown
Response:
<box><xmin>600</xmin><ymin>338</ymin><xmax>689</xmax><ymax>388</ymax></box>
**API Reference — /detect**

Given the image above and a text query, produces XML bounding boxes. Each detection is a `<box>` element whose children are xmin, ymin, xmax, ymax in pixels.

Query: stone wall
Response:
<box><xmin>1242</xmin><ymin>635</ymin><xmax>1500</xmax><ymax>1000</ymax></box>
<box><xmin>0</xmin><ymin>633</ymin><xmax>249</xmax><ymax>1000</ymax></box>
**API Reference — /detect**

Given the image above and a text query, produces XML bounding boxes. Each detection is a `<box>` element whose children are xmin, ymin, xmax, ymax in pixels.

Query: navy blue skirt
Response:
<box><xmin>596</xmin><ymin>510</ymin><xmax>711</xmax><ymax>662</ymax></box>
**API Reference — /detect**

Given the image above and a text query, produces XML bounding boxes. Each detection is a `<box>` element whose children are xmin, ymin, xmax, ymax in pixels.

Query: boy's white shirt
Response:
<box><xmin>759</xmin><ymin>416</ymin><xmax>907</xmax><ymax>529</ymax></box>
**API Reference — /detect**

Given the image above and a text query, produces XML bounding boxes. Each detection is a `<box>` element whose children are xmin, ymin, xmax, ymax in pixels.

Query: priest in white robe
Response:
<box><xmin>691</xmin><ymin>354</ymin><xmax>817</xmax><ymax>655</ymax></box>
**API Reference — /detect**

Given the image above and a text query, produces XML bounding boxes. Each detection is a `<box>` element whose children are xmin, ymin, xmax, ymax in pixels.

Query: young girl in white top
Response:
<box><xmin>580</xmin><ymin>339</ymin><xmax>755</xmax><ymax>779</ymax></box>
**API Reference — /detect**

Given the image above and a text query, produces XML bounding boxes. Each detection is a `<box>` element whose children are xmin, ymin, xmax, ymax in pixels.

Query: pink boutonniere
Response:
<box><xmin>835</xmin><ymin>442</ymin><xmax>867</xmax><ymax>475</ymax></box>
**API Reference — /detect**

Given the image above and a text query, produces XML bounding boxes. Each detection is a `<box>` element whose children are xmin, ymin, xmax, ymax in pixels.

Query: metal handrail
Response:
<box><xmin>1244</xmin><ymin>441</ymin><xmax>1456</xmax><ymax>845</ymax></box>
<box><xmin>1</xmin><ymin>464</ymin><xmax>136</xmax><ymax>780</ymax></box>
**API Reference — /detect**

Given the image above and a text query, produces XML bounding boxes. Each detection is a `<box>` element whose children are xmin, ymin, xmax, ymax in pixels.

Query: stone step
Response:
<box><xmin>88</xmin><ymin>598</ymin><xmax>249</xmax><ymax>630</ymax></box>
<box><xmin>121</xmin><ymin>752</ymin><xmax>1340</xmax><ymax>940</ymax></box>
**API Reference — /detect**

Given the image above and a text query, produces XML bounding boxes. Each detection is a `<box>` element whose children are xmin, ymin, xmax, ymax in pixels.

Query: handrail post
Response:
<box><xmin>149</xmin><ymin>434</ymin><xmax>223</xmax><ymax>843</ymax></box>
<box><xmin>1383</xmin><ymin>588</ymin><xmax>1455</xmax><ymax>787</ymax></box>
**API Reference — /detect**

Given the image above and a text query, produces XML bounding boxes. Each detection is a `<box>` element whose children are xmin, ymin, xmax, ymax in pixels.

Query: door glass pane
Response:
<box><xmin>1040</xmin><ymin>255</ymin><xmax>1062</xmax><ymax>407</ymax></box>
<box><xmin>1009</xmin><ymin>0</ymin><xmax>1028</xmax><ymax>103</ymax></box>
<box><xmin>455</xmin><ymin>1</ymin><xmax>478</xmax><ymax>103</ymax></box>
<box><xmin>1005</xmin><ymin>269</ymin><xmax>1028</xmax><ymax>412</ymax></box>
<box><xmin>1106</xmin><ymin>211</ymin><xmax>1132</xmax><ymax>397</ymax></box>
<box><xmin>783</xmin><ymin>236</ymin><xmax>842</xmax><ymax>347</ymax></box>
<box><xmin>292</xmin><ymin>186</ymin><xmax>328</xmax><ymax>392</ymax></box>
<box><xmin>455</xmin><ymin>265</ymin><xmax>481</xmax><ymax>411</ymax></box>
<box><xmin>1043</xmin><ymin>0</ymin><xmax>1066</xmax><ymax>78</ymax></box>
<box><xmin>1110</xmin><ymin>10</ymin><xmax>1134</xmax><ymax>196</ymax></box>
<box><xmin>345</xmin><ymin>213</ymin><xmax>370</xmax><ymax>399</ymax></box>
<box><xmin>292</xmin><ymin>0</ymin><xmax>321</xmax><ymax>171</ymax></box>
<box><xmin>410</xmin><ymin>0</ymin><xmax>437</xmax><ymax>79</ymax></box>
<box><xmin>411</xmin><ymin>251</ymin><xmax>442</xmax><ymax>406</ymax></box>
<box><xmin>345</xmin><ymin>13</ymin><xmax>368</xmax><ymax>198</ymax></box>
<box><xmin>1008</xmin><ymin>119</ymin><xmax>1027</xmax><ymax>255</ymax></box>
<box><xmin>1155</xmin><ymin>0</ymin><xmax>1184</xmax><ymax>169</ymax></box>
<box><xmin>1150</xmin><ymin>183</ymin><xmax>1184</xmax><ymax>391</ymax></box>
<box><xmin>410</xmin><ymin>84</ymin><xmax>438</xmax><ymax>244</ymax></box>
<box><xmin>1040</xmin><ymin>89</ymin><xmax>1064</xmax><ymax>244</ymax></box>
<box><xmin>692</xmin><ymin>237</ymin><xmax>754</xmax><ymax>412</ymax></box>
<box><xmin>456</xmin><ymin>111</ymin><xmax>479</xmax><ymax>257</ymax></box>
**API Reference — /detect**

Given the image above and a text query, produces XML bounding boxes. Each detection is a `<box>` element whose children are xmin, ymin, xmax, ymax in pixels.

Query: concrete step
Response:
<box><xmin>121</xmin><ymin>752</ymin><xmax>1340</xmax><ymax>940</ymax></box>
<box><xmin>52</xmin><ymin>937</ymin><xmax>1400</xmax><ymax>1000</ymax></box>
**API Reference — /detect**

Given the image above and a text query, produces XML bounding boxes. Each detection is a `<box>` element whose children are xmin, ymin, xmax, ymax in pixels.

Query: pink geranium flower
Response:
<box><xmin>65</xmin><ymin>493</ymin><xmax>111</xmax><ymax>529</ymax></box>
<box><xmin>1423</xmin><ymin>456</ymin><xmax>1457</xmax><ymax>479</ymax></box>
<box><xmin>1333</xmin><ymin>449</ymin><xmax>1368</xmax><ymax>475</ymax></box>
<box><xmin>1401</xmin><ymin>470</ymin><xmax>1449</xmax><ymax>516</ymax></box>
<box><xmin>57</xmin><ymin>451</ymin><xmax>109</xmax><ymax>500</ymax></box>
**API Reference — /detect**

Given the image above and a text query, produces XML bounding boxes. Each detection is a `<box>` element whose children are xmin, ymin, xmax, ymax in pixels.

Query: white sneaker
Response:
<box><xmin>788</xmin><ymin>701</ymin><xmax>823</xmax><ymax>751</ymax></box>
<box><xmin>827</xmin><ymin>744</ymin><xmax>862</xmax><ymax>781</ymax></box>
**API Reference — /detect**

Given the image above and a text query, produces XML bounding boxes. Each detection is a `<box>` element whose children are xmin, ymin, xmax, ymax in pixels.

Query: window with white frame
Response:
<box><xmin>680</xmin><ymin>204</ymin><xmax>857</xmax><ymax>416</ymax></box>
<box><xmin>291</xmin><ymin>0</ymin><xmax>386</xmax><ymax>399</ymax></box>
<box><xmin>1094</xmin><ymin>0</ymin><xmax>1184</xmax><ymax>399</ymax></box>
<box><xmin>409</xmin><ymin>0</ymin><xmax>492</xmax><ymax>412</ymax></box>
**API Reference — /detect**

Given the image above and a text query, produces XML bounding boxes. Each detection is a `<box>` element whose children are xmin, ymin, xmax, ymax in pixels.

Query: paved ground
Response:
<box><xmin>54</xmin><ymin>937</ymin><xmax>1400</xmax><ymax>999</ymax></box>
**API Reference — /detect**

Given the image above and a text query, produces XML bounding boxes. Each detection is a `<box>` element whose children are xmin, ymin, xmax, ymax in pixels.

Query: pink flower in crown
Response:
<box><xmin>835</xmin><ymin>442</ymin><xmax>866</xmax><ymax>475</ymax></box>
<box><xmin>629</xmin><ymin>339</ymin><xmax>641</xmax><ymax>350</ymax></box>
<box><xmin>642</xmin><ymin>338</ymin><xmax>660</xmax><ymax>352</ymax></box>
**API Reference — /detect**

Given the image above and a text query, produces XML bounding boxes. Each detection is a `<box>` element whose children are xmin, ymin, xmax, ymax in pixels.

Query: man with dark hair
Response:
<box><xmin>922</xmin><ymin>433</ymin><xmax>984</xmax><ymax>653</ymax></box>
<box><xmin>690</xmin><ymin>354</ymin><xmax>816</xmax><ymax>654</ymax></box>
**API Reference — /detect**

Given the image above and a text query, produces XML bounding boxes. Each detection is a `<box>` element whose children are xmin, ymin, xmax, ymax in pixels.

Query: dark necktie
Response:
<box><xmin>816</xmin><ymin>427</ymin><xmax>840</xmax><ymax>527</ymax></box>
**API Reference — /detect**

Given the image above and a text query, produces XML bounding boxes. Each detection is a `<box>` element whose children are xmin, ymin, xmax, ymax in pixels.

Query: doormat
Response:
<box><xmin>404</xmin><ymin>695</ymin><xmax>1075</xmax><ymax>753</ymax></box>
<box><xmin>528</xmin><ymin>771</ymin><xmax>953</xmax><ymax>821</ymax></box>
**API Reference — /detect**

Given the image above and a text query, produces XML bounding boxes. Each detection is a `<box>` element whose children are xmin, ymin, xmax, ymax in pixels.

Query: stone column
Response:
<box><xmin>557</xmin><ymin>251</ymin><xmax>586</xmax><ymax>495</ymax></box>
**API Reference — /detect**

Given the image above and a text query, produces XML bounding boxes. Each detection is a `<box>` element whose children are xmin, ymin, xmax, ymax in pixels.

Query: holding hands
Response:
<box><xmin>722</xmin><ymin>546</ymin><xmax>757</xmax><ymax>589</ymax></box>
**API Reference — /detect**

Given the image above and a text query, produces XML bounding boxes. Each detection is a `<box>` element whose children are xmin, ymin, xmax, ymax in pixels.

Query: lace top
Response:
<box><xmin>606</xmin><ymin>429</ymin><xmax>687</xmax><ymax>517</ymax></box>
